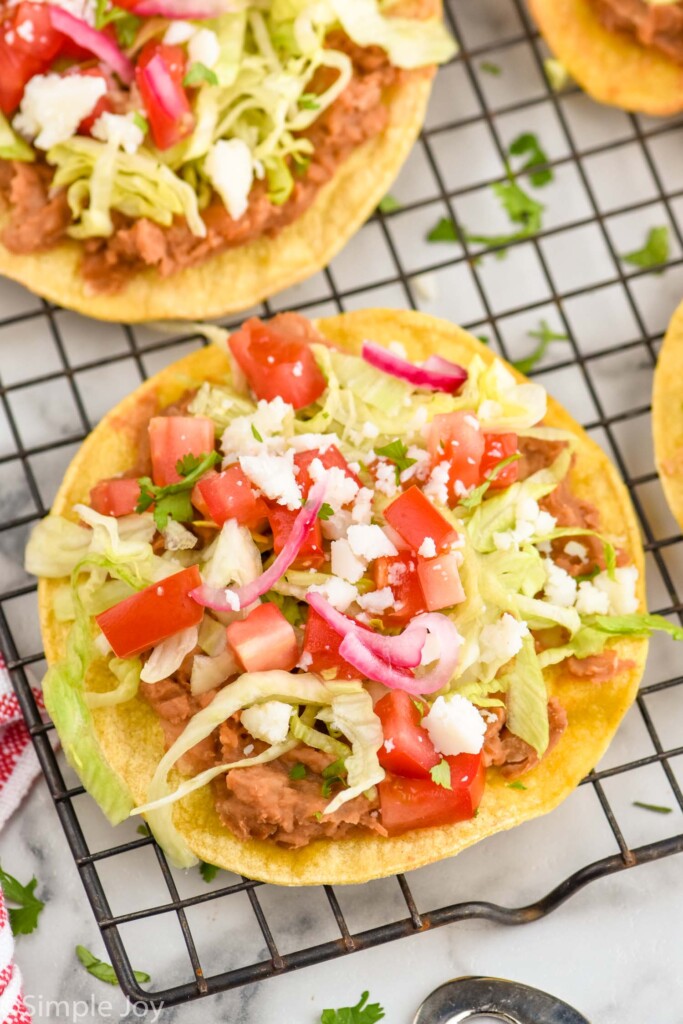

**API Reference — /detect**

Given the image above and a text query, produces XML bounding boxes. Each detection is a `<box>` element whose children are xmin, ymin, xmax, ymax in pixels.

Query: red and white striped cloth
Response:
<box><xmin>1</xmin><ymin>656</ymin><xmax>42</xmax><ymax>1024</ymax></box>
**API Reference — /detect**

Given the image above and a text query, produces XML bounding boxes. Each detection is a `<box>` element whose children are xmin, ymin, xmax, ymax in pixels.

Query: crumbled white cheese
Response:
<box><xmin>222</xmin><ymin>396</ymin><xmax>293</xmax><ymax>458</ymax></box>
<box><xmin>162</xmin><ymin>520</ymin><xmax>198</xmax><ymax>552</ymax></box>
<box><xmin>298</xmin><ymin>650</ymin><xmax>313</xmax><ymax>670</ymax></box>
<box><xmin>400</xmin><ymin>446</ymin><xmax>431</xmax><ymax>485</ymax></box>
<box><xmin>351</xmin><ymin>487</ymin><xmax>373</xmax><ymax>525</ymax></box>
<box><xmin>575</xmin><ymin>580</ymin><xmax>610</xmax><ymax>616</ymax></box>
<box><xmin>241</xmin><ymin>701</ymin><xmax>292</xmax><ymax>745</ymax></box>
<box><xmin>479</xmin><ymin>613</ymin><xmax>529</xmax><ymax>665</ymax></box>
<box><xmin>321</xmin><ymin>509</ymin><xmax>353</xmax><ymax>541</ymax></box>
<box><xmin>239</xmin><ymin>450</ymin><xmax>300</xmax><ymax>510</ymax></box>
<box><xmin>14</xmin><ymin>73</ymin><xmax>107</xmax><ymax>150</ymax></box>
<box><xmin>356</xmin><ymin>587</ymin><xmax>394</xmax><ymax>615</ymax></box>
<box><xmin>564</xmin><ymin>540</ymin><xmax>588</xmax><ymax>560</ymax></box>
<box><xmin>205</xmin><ymin>138</ymin><xmax>254</xmax><ymax>221</ymax></box>
<box><xmin>331</xmin><ymin>538</ymin><xmax>366</xmax><ymax>584</ymax></box>
<box><xmin>493</xmin><ymin>496</ymin><xmax>556</xmax><ymax>551</ymax></box>
<box><xmin>362</xmin><ymin>422</ymin><xmax>380</xmax><ymax>439</ymax></box>
<box><xmin>418</xmin><ymin>537</ymin><xmax>437</xmax><ymax>559</ymax></box>
<box><xmin>374</xmin><ymin>460</ymin><xmax>399</xmax><ymax>497</ymax></box>
<box><xmin>383</xmin><ymin>737</ymin><xmax>395</xmax><ymax>753</ymax></box>
<box><xmin>423</xmin><ymin>695</ymin><xmax>486</xmax><ymax>756</ymax></box>
<box><xmin>91</xmin><ymin>112</ymin><xmax>144</xmax><ymax>155</ymax></box>
<box><xmin>308</xmin><ymin>459</ymin><xmax>358</xmax><ymax>512</ymax></box>
<box><xmin>423</xmin><ymin>462</ymin><xmax>450</xmax><ymax>506</ymax></box>
<box><xmin>412</xmin><ymin>272</ymin><xmax>438</xmax><ymax>302</ymax></box>
<box><xmin>543</xmin><ymin>559</ymin><xmax>577</xmax><ymax>608</ymax></box>
<box><xmin>188</xmin><ymin>27</ymin><xmax>220</xmax><ymax>68</ymax></box>
<box><xmin>16</xmin><ymin>18</ymin><xmax>34</xmax><ymax>41</ymax></box>
<box><xmin>308</xmin><ymin>576</ymin><xmax>358</xmax><ymax>613</ymax></box>
<box><xmin>289</xmin><ymin>433</ymin><xmax>339</xmax><ymax>453</ymax></box>
<box><xmin>388</xmin><ymin>340</ymin><xmax>408</xmax><ymax>359</ymax></box>
<box><xmin>592</xmin><ymin>566</ymin><xmax>639</xmax><ymax>615</ymax></box>
<box><xmin>163</xmin><ymin>19</ymin><xmax>195</xmax><ymax>44</ymax></box>
<box><xmin>347</xmin><ymin>525</ymin><xmax>398</xmax><ymax>562</ymax></box>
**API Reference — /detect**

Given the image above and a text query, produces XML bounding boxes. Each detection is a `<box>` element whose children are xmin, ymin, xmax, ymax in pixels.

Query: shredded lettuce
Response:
<box><xmin>316</xmin><ymin>690</ymin><xmax>385</xmax><ymax>814</ymax></box>
<box><xmin>290</xmin><ymin>707</ymin><xmax>350</xmax><ymax>758</ymax></box>
<box><xmin>202</xmin><ymin>518</ymin><xmax>262</xmax><ymax>588</ymax></box>
<box><xmin>25</xmin><ymin>515</ymin><xmax>92</xmax><ymax>578</ymax></box>
<box><xmin>140</xmin><ymin>625</ymin><xmax>200</xmax><ymax>684</ymax></box>
<box><xmin>459</xmin><ymin>356</ymin><xmax>547</xmax><ymax>432</ymax></box>
<box><xmin>86</xmin><ymin>656</ymin><xmax>141</xmax><ymax>709</ymax></box>
<box><xmin>329</xmin><ymin>0</ymin><xmax>457</xmax><ymax>68</ymax></box>
<box><xmin>498</xmin><ymin>636</ymin><xmax>549</xmax><ymax>757</ymax></box>
<box><xmin>0</xmin><ymin>111</ymin><xmax>35</xmax><ymax>162</ymax></box>
<box><xmin>190</xmin><ymin>648</ymin><xmax>239</xmax><ymax>695</ymax></box>
<box><xmin>582</xmin><ymin>613</ymin><xmax>683</xmax><ymax>642</ymax></box>
<box><xmin>188</xmin><ymin>382</ymin><xmax>256</xmax><ymax>433</ymax></box>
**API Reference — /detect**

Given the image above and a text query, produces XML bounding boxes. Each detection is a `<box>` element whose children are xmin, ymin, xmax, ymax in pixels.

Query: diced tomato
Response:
<box><xmin>384</xmin><ymin>486</ymin><xmax>459</xmax><ymax>553</ymax></box>
<box><xmin>294</xmin><ymin>445</ymin><xmax>362</xmax><ymax>497</ymax></box>
<box><xmin>229</xmin><ymin>317</ymin><xmax>327</xmax><ymax>410</ymax></box>
<box><xmin>68</xmin><ymin>66</ymin><xmax>114</xmax><ymax>135</ymax></box>
<box><xmin>0</xmin><ymin>3</ymin><xmax>64</xmax><ymax>115</ymax></box>
<box><xmin>375</xmin><ymin>691</ymin><xmax>439</xmax><ymax>778</ymax></box>
<box><xmin>429</xmin><ymin>411</ymin><xmax>485</xmax><ymax>503</ymax></box>
<box><xmin>417</xmin><ymin>551</ymin><xmax>465</xmax><ymax>611</ymax></box>
<box><xmin>373</xmin><ymin>552</ymin><xmax>427</xmax><ymax>626</ymax></box>
<box><xmin>301</xmin><ymin>608</ymin><xmax>359</xmax><ymax>680</ymax></box>
<box><xmin>135</xmin><ymin>42</ymin><xmax>194</xmax><ymax>150</ymax></box>
<box><xmin>191</xmin><ymin>473</ymin><xmax>213</xmax><ymax>519</ymax></box>
<box><xmin>266</xmin><ymin>501</ymin><xmax>325</xmax><ymax>568</ymax></box>
<box><xmin>195</xmin><ymin>465</ymin><xmax>268</xmax><ymax>529</ymax></box>
<box><xmin>379</xmin><ymin>751</ymin><xmax>486</xmax><ymax>836</ymax></box>
<box><xmin>90</xmin><ymin>477</ymin><xmax>141</xmax><ymax>518</ymax></box>
<box><xmin>148</xmin><ymin>416</ymin><xmax>215</xmax><ymax>487</ymax></box>
<box><xmin>95</xmin><ymin>565</ymin><xmax>203</xmax><ymax>659</ymax></box>
<box><xmin>227</xmin><ymin>602</ymin><xmax>299</xmax><ymax>673</ymax></box>
<box><xmin>480</xmin><ymin>432</ymin><xmax>519</xmax><ymax>489</ymax></box>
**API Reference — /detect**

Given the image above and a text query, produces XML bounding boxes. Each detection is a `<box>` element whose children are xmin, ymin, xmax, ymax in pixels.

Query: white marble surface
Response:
<box><xmin>3</xmin><ymin>0</ymin><xmax>683</xmax><ymax>1020</ymax></box>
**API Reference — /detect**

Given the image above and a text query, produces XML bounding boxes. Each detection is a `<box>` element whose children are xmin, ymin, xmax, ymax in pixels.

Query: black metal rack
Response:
<box><xmin>3</xmin><ymin>0</ymin><xmax>683</xmax><ymax>1010</ymax></box>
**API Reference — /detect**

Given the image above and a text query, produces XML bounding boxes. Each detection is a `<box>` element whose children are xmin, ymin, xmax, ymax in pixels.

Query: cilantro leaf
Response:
<box><xmin>476</xmin><ymin>334</ymin><xmax>490</xmax><ymax>346</ymax></box>
<box><xmin>0</xmin><ymin>865</ymin><xmax>44</xmax><ymax>936</ymax></box>
<box><xmin>93</xmin><ymin>0</ymin><xmax>140</xmax><ymax>46</ymax></box>
<box><xmin>199</xmin><ymin>861</ymin><xmax>219</xmax><ymax>882</ymax></box>
<box><xmin>374</xmin><ymin>439</ymin><xmax>417</xmax><ymax>484</ymax></box>
<box><xmin>299</xmin><ymin>92</ymin><xmax>320</xmax><ymax>110</ymax></box>
<box><xmin>136</xmin><ymin>449</ymin><xmax>220</xmax><ymax>531</ymax></box>
<box><xmin>318</xmin><ymin>502</ymin><xmax>335</xmax><ymax>521</ymax></box>
<box><xmin>621</xmin><ymin>226</ymin><xmax>669</xmax><ymax>271</ymax></box>
<box><xmin>429</xmin><ymin>759</ymin><xmax>452</xmax><ymax>790</ymax></box>
<box><xmin>321</xmin><ymin>991</ymin><xmax>386</xmax><ymax>1024</ymax></box>
<box><xmin>633</xmin><ymin>801</ymin><xmax>672</xmax><ymax>815</ymax></box>
<box><xmin>76</xmin><ymin>945</ymin><xmax>150</xmax><ymax>986</ymax></box>
<box><xmin>426</xmin><ymin>216</ymin><xmax>459</xmax><ymax>243</ymax></box>
<box><xmin>321</xmin><ymin>757</ymin><xmax>347</xmax><ymax>798</ymax></box>
<box><xmin>251</xmin><ymin>423</ymin><xmax>264</xmax><ymax>442</ymax></box>
<box><xmin>459</xmin><ymin>453</ymin><xmax>522</xmax><ymax>509</ymax></box>
<box><xmin>480</xmin><ymin>60</ymin><xmax>501</xmax><ymax>76</ymax></box>
<box><xmin>183</xmin><ymin>62</ymin><xmax>219</xmax><ymax>88</ymax></box>
<box><xmin>132</xmin><ymin>112</ymin><xmax>149</xmax><ymax>135</ymax></box>
<box><xmin>136</xmin><ymin>823</ymin><xmax>151</xmax><ymax>837</ymax></box>
<box><xmin>508</xmin><ymin>132</ymin><xmax>553</xmax><ymax>188</ymax></box>
<box><xmin>507</xmin><ymin>780</ymin><xmax>527</xmax><ymax>791</ymax></box>
<box><xmin>378</xmin><ymin>194</ymin><xmax>402</xmax><ymax>214</ymax></box>
<box><xmin>512</xmin><ymin>318</ymin><xmax>568</xmax><ymax>375</ymax></box>
<box><xmin>289</xmin><ymin>763</ymin><xmax>307</xmax><ymax>780</ymax></box>
<box><xmin>492</xmin><ymin>176</ymin><xmax>544</xmax><ymax>235</ymax></box>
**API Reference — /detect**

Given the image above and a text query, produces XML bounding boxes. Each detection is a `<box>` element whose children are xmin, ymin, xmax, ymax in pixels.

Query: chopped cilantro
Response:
<box><xmin>321</xmin><ymin>991</ymin><xmax>385</xmax><ymax>1024</ymax></box>
<box><xmin>183</xmin><ymin>62</ymin><xmax>219</xmax><ymax>88</ymax></box>
<box><xmin>199</xmin><ymin>861</ymin><xmax>219</xmax><ymax>882</ymax></box>
<box><xmin>289</xmin><ymin>763</ymin><xmax>307</xmax><ymax>781</ymax></box>
<box><xmin>136</xmin><ymin>823</ymin><xmax>151</xmax><ymax>837</ymax></box>
<box><xmin>507</xmin><ymin>781</ymin><xmax>527</xmax><ymax>791</ymax></box>
<box><xmin>508</xmin><ymin>132</ymin><xmax>553</xmax><ymax>187</ymax></box>
<box><xmin>314</xmin><ymin>811</ymin><xmax>324</xmax><ymax>821</ymax></box>
<box><xmin>512</xmin><ymin>318</ymin><xmax>568</xmax><ymax>375</ymax></box>
<box><xmin>76</xmin><ymin>945</ymin><xmax>150</xmax><ymax>986</ymax></box>
<box><xmin>411</xmin><ymin>697</ymin><xmax>427</xmax><ymax>717</ymax></box>
<box><xmin>621</xmin><ymin>226</ymin><xmax>670</xmax><ymax>272</ymax></box>
<box><xmin>0</xmin><ymin>865</ymin><xmax>44</xmax><ymax>936</ymax></box>
<box><xmin>476</xmin><ymin>334</ymin><xmax>490</xmax><ymax>346</ymax></box>
<box><xmin>299</xmin><ymin>92</ymin><xmax>320</xmax><ymax>110</ymax></box>
<box><xmin>374</xmin><ymin>438</ymin><xmax>417</xmax><ymax>484</ymax></box>
<box><xmin>426</xmin><ymin>216</ymin><xmax>459</xmax><ymax>243</ymax></box>
<box><xmin>132</xmin><ymin>111</ymin><xmax>149</xmax><ymax>135</ymax></box>
<box><xmin>251</xmin><ymin>423</ymin><xmax>264</xmax><ymax>442</ymax></box>
<box><xmin>378</xmin><ymin>194</ymin><xmax>402</xmax><ymax>214</ymax></box>
<box><xmin>480</xmin><ymin>60</ymin><xmax>501</xmax><ymax>76</ymax></box>
<box><xmin>321</xmin><ymin>757</ymin><xmax>347</xmax><ymax>798</ymax></box>
<box><xmin>429</xmin><ymin>759</ymin><xmax>452</xmax><ymax>790</ymax></box>
<box><xmin>94</xmin><ymin>0</ymin><xmax>140</xmax><ymax>47</ymax></box>
<box><xmin>492</xmin><ymin>176</ymin><xmax>544</xmax><ymax>236</ymax></box>
<box><xmin>633</xmin><ymin>801</ymin><xmax>672</xmax><ymax>814</ymax></box>
<box><xmin>136</xmin><ymin>449</ymin><xmax>220</xmax><ymax>530</ymax></box>
<box><xmin>318</xmin><ymin>502</ymin><xmax>335</xmax><ymax>521</ymax></box>
<box><xmin>459</xmin><ymin>453</ymin><xmax>522</xmax><ymax>510</ymax></box>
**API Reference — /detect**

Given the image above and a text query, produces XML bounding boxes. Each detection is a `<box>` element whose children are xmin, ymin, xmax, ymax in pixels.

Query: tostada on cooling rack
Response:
<box><xmin>24</xmin><ymin>307</ymin><xmax>683</xmax><ymax>885</ymax></box>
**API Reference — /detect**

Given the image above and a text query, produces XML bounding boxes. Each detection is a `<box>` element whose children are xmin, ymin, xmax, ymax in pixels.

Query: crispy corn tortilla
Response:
<box><xmin>654</xmin><ymin>297</ymin><xmax>683</xmax><ymax>528</ymax></box>
<box><xmin>38</xmin><ymin>309</ymin><xmax>647</xmax><ymax>885</ymax></box>
<box><xmin>528</xmin><ymin>0</ymin><xmax>683</xmax><ymax>115</ymax></box>
<box><xmin>0</xmin><ymin>71</ymin><xmax>432</xmax><ymax>323</ymax></box>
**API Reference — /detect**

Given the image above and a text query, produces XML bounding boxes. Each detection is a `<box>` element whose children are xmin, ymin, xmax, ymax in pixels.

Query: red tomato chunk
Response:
<box><xmin>480</xmin><ymin>433</ymin><xmax>519</xmax><ymax>488</ymax></box>
<box><xmin>379</xmin><ymin>751</ymin><xmax>485</xmax><ymax>836</ymax></box>
<box><xmin>95</xmin><ymin>565</ymin><xmax>203</xmax><ymax>659</ymax></box>
<box><xmin>301</xmin><ymin>608</ymin><xmax>359</xmax><ymax>680</ymax></box>
<box><xmin>136</xmin><ymin>42</ymin><xmax>194</xmax><ymax>151</ymax></box>
<box><xmin>417</xmin><ymin>551</ymin><xmax>465</xmax><ymax>611</ymax></box>
<box><xmin>227</xmin><ymin>602</ymin><xmax>299</xmax><ymax>673</ymax></box>
<box><xmin>384</xmin><ymin>486</ymin><xmax>458</xmax><ymax>552</ymax></box>
<box><xmin>373</xmin><ymin>552</ymin><xmax>427</xmax><ymax>626</ymax></box>
<box><xmin>148</xmin><ymin>415</ymin><xmax>215</xmax><ymax>487</ymax></box>
<box><xmin>375</xmin><ymin>691</ymin><xmax>439</xmax><ymax>778</ymax></box>
<box><xmin>229</xmin><ymin>317</ymin><xmax>327</xmax><ymax>410</ymax></box>
<box><xmin>294</xmin><ymin>445</ymin><xmax>361</xmax><ymax>497</ymax></box>
<box><xmin>90</xmin><ymin>478</ymin><xmax>141</xmax><ymax>518</ymax></box>
<box><xmin>195</xmin><ymin>465</ymin><xmax>267</xmax><ymax>528</ymax></box>
<box><xmin>0</xmin><ymin>2</ymin><xmax>64</xmax><ymax>114</ymax></box>
<box><xmin>266</xmin><ymin>501</ymin><xmax>325</xmax><ymax>568</ymax></box>
<box><xmin>429</xmin><ymin>410</ymin><xmax>485</xmax><ymax>502</ymax></box>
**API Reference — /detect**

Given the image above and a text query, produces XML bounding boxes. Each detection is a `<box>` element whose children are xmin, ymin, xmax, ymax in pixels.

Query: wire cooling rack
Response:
<box><xmin>4</xmin><ymin>0</ymin><xmax>683</xmax><ymax>1009</ymax></box>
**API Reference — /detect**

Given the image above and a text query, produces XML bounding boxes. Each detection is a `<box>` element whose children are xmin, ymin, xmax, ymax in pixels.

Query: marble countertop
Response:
<box><xmin>3</xmin><ymin>0</ymin><xmax>683</xmax><ymax>1020</ymax></box>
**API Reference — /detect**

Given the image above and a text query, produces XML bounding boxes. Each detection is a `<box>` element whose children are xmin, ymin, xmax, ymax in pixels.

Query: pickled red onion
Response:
<box><xmin>306</xmin><ymin>591</ymin><xmax>427</xmax><ymax>668</ymax></box>
<box><xmin>138</xmin><ymin>54</ymin><xmax>188</xmax><ymax>123</ymax></box>
<box><xmin>49</xmin><ymin>7</ymin><xmax>134</xmax><ymax>84</ymax></box>
<box><xmin>361</xmin><ymin>340</ymin><xmax>467</xmax><ymax>393</ymax></box>
<box><xmin>126</xmin><ymin>0</ymin><xmax>232</xmax><ymax>15</ymax></box>
<box><xmin>191</xmin><ymin>481</ymin><xmax>326</xmax><ymax>612</ymax></box>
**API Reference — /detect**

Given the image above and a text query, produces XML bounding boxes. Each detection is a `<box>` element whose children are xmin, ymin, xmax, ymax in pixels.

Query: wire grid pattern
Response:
<box><xmin>3</xmin><ymin>0</ymin><xmax>683</xmax><ymax>1008</ymax></box>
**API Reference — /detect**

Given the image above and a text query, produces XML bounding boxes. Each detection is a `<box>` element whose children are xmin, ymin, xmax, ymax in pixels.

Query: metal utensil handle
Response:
<box><xmin>412</xmin><ymin>976</ymin><xmax>591</xmax><ymax>1024</ymax></box>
